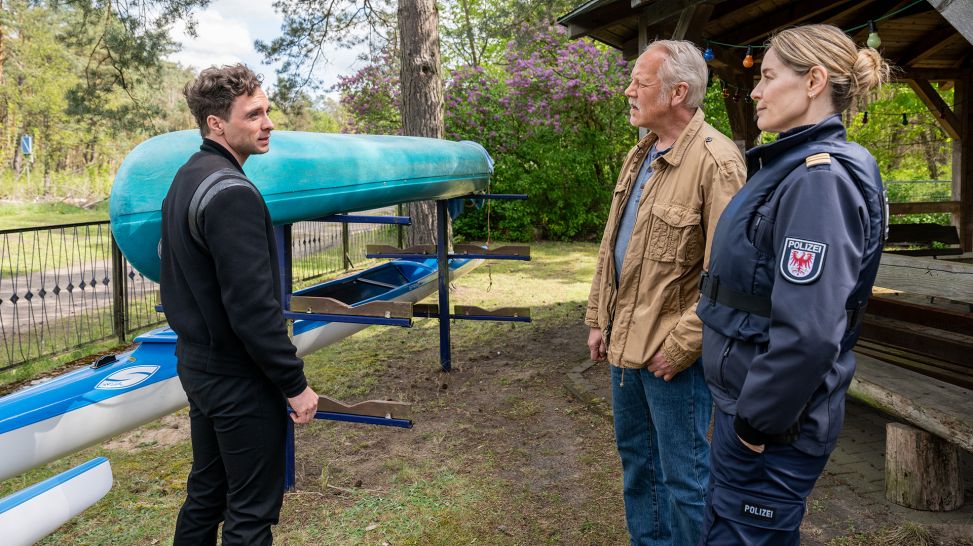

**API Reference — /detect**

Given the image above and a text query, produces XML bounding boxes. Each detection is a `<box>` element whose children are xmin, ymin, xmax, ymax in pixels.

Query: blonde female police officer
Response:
<box><xmin>696</xmin><ymin>25</ymin><xmax>889</xmax><ymax>545</ymax></box>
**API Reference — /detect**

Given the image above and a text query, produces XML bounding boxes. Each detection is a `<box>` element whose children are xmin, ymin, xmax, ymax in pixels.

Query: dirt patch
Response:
<box><xmin>290</xmin><ymin>305</ymin><xmax>628</xmax><ymax>543</ymax></box>
<box><xmin>104</xmin><ymin>411</ymin><xmax>191</xmax><ymax>452</ymax></box>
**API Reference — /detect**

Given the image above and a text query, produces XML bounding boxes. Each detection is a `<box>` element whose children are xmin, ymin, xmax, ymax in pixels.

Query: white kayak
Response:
<box><xmin>0</xmin><ymin>457</ymin><xmax>112</xmax><ymax>545</ymax></box>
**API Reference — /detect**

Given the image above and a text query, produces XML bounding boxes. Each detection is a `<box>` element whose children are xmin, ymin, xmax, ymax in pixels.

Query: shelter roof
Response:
<box><xmin>558</xmin><ymin>0</ymin><xmax>973</xmax><ymax>79</ymax></box>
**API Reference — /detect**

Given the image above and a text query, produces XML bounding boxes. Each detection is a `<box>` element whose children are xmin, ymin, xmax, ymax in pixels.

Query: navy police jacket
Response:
<box><xmin>697</xmin><ymin>115</ymin><xmax>886</xmax><ymax>456</ymax></box>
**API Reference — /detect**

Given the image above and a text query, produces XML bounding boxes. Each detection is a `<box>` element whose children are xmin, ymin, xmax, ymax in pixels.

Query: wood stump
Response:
<box><xmin>885</xmin><ymin>422</ymin><xmax>964</xmax><ymax>511</ymax></box>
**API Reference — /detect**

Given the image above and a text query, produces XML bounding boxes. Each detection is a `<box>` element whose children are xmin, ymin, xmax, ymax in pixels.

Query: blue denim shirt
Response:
<box><xmin>614</xmin><ymin>144</ymin><xmax>667</xmax><ymax>284</ymax></box>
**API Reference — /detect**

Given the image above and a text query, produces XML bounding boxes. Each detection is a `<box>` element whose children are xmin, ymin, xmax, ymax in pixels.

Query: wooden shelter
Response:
<box><xmin>560</xmin><ymin>0</ymin><xmax>973</xmax><ymax>510</ymax></box>
<box><xmin>558</xmin><ymin>0</ymin><xmax>973</xmax><ymax>251</ymax></box>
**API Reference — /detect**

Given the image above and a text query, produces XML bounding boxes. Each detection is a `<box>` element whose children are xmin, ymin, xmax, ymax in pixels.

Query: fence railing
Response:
<box><xmin>0</xmin><ymin>207</ymin><xmax>401</xmax><ymax>371</ymax></box>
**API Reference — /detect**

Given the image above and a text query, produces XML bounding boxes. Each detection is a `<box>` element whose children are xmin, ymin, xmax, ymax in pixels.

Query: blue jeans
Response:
<box><xmin>610</xmin><ymin>362</ymin><xmax>712</xmax><ymax>546</ymax></box>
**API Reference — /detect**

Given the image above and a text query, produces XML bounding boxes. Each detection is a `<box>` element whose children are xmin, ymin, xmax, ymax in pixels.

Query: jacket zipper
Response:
<box><xmin>751</xmin><ymin>215</ymin><xmax>762</xmax><ymax>243</ymax></box>
<box><xmin>719</xmin><ymin>338</ymin><xmax>734</xmax><ymax>388</ymax></box>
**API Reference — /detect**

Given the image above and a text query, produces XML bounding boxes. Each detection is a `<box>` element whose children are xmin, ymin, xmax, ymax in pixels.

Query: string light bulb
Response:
<box><xmin>703</xmin><ymin>45</ymin><xmax>715</xmax><ymax>62</ymax></box>
<box><xmin>901</xmin><ymin>113</ymin><xmax>908</xmax><ymax>126</ymax></box>
<box><xmin>722</xmin><ymin>87</ymin><xmax>731</xmax><ymax>99</ymax></box>
<box><xmin>866</xmin><ymin>20</ymin><xmax>881</xmax><ymax>48</ymax></box>
<box><xmin>742</xmin><ymin>46</ymin><xmax>754</xmax><ymax>68</ymax></box>
<box><xmin>862</xmin><ymin>111</ymin><xmax>869</xmax><ymax>124</ymax></box>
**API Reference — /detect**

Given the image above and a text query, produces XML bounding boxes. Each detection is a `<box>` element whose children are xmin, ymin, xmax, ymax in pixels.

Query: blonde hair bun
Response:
<box><xmin>769</xmin><ymin>24</ymin><xmax>891</xmax><ymax>112</ymax></box>
<box><xmin>852</xmin><ymin>47</ymin><xmax>890</xmax><ymax>97</ymax></box>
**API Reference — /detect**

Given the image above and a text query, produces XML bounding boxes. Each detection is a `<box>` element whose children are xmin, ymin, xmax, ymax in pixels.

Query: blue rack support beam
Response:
<box><xmin>365</xmin><ymin>244</ymin><xmax>531</xmax><ymax>262</ymax></box>
<box><xmin>457</xmin><ymin>193</ymin><xmax>528</xmax><ymax>201</ymax></box>
<box><xmin>285</xmin><ymin>411</ymin><xmax>412</xmax><ymax>490</ymax></box>
<box><xmin>437</xmin><ymin>199</ymin><xmax>452</xmax><ymax>372</ymax></box>
<box><xmin>314</xmin><ymin>214</ymin><xmax>412</xmax><ymax>225</ymax></box>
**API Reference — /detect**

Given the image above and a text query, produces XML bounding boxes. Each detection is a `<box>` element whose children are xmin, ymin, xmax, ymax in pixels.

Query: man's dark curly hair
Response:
<box><xmin>184</xmin><ymin>64</ymin><xmax>263</xmax><ymax>137</ymax></box>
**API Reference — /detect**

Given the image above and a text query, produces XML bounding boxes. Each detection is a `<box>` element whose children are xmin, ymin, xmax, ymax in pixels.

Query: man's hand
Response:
<box><xmin>738</xmin><ymin>435</ymin><xmax>765</xmax><ymax>454</ymax></box>
<box><xmin>647</xmin><ymin>351</ymin><xmax>679</xmax><ymax>382</ymax></box>
<box><xmin>587</xmin><ymin>328</ymin><xmax>608</xmax><ymax>362</ymax></box>
<box><xmin>288</xmin><ymin>386</ymin><xmax>319</xmax><ymax>424</ymax></box>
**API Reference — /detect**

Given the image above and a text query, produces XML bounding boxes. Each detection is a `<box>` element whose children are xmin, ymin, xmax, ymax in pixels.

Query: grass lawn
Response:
<box><xmin>0</xmin><ymin>202</ymin><xmax>109</xmax><ymax>231</ymax></box>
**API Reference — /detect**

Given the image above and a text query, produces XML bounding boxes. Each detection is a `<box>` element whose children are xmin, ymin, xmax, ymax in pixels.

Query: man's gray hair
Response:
<box><xmin>647</xmin><ymin>40</ymin><xmax>708</xmax><ymax>109</ymax></box>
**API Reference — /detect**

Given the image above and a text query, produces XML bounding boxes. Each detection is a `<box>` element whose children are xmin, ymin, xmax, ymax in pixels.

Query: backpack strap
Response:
<box><xmin>187</xmin><ymin>168</ymin><xmax>260</xmax><ymax>250</ymax></box>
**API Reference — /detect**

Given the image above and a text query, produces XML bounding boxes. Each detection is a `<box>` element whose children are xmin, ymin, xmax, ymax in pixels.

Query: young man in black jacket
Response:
<box><xmin>160</xmin><ymin>64</ymin><xmax>318</xmax><ymax>546</ymax></box>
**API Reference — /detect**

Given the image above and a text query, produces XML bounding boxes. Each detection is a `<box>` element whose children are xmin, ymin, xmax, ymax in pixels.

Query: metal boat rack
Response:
<box><xmin>280</xmin><ymin>194</ymin><xmax>530</xmax><ymax>489</ymax></box>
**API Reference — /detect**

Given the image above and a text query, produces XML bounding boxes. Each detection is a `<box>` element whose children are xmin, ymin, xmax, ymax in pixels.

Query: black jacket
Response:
<box><xmin>160</xmin><ymin>139</ymin><xmax>307</xmax><ymax>398</ymax></box>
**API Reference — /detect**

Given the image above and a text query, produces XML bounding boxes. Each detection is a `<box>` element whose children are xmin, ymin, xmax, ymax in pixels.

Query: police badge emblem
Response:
<box><xmin>780</xmin><ymin>237</ymin><xmax>827</xmax><ymax>284</ymax></box>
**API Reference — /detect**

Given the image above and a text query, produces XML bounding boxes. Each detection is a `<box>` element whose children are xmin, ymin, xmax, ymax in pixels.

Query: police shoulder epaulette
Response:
<box><xmin>805</xmin><ymin>152</ymin><xmax>831</xmax><ymax>168</ymax></box>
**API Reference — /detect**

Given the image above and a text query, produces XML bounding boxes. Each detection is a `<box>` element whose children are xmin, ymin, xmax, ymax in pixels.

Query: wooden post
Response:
<box><xmin>954</xmin><ymin>75</ymin><xmax>973</xmax><ymax>251</ymax></box>
<box><xmin>885</xmin><ymin>422</ymin><xmax>964</xmax><ymax>511</ymax></box>
<box><xmin>341</xmin><ymin>223</ymin><xmax>350</xmax><ymax>270</ymax></box>
<box><xmin>110</xmin><ymin>234</ymin><xmax>128</xmax><ymax>343</ymax></box>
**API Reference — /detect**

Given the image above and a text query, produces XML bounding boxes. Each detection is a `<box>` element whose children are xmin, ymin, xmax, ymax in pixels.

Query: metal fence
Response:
<box><xmin>0</xmin><ymin>207</ymin><xmax>401</xmax><ymax>371</ymax></box>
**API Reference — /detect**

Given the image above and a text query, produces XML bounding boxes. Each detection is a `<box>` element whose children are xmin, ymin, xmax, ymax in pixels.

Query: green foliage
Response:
<box><xmin>846</xmin><ymin>83</ymin><xmax>952</xmax><ymax>181</ymax></box>
<box><xmin>445</xmin><ymin>27</ymin><xmax>634</xmax><ymax>241</ymax></box>
<box><xmin>0</xmin><ymin>1</ymin><xmax>201</xmax><ymax>198</ymax></box>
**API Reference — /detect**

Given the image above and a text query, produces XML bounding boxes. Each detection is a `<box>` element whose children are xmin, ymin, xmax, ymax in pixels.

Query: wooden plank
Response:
<box><xmin>853</xmin><ymin>346</ymin><xmax>973</xmax><ymax>390</ymax></box>
<box><xmin>856</xmin><ymin>340</ymin><xmax>973</xmax><ymax>376</ymax></box>
<box><xmin>907</xmin><ymin>79</ymin><xmax>962</xmax><ymax>139</ymax></box>
<box><xmin>896</xmin><ymin>25</ymin><xmax>961</xmax><ymax>68</ymax></box>
<box><xmin>848</xmin><ymin>353</ymin><xmax>973</xmax><ymax>453</ymax></box>
<box><xmin>925</xmin><ymin>0</ymin><xmax>973</xmax><ymax>46</ymax></box>
<box><xmin>860</xmin><ymin>316</ymin><xmax>973</xmax><ymax>366</ymax></box>
<box><xmin>897</xmin><ymin>67</ymin><xmax>972</xmax><ymax>82</ymax></box>
<box><xmin>317</xmin><ymin>395</ymin><xmax>412</xmax><ymax>419</ymax></box>
<box><xmin>874</xmin><ymin>253</ymin><xmax>973</xmax><ymax>303</ymax></box>
<box><xmin>886</xmin><ymin>222</ymin><xmax>960</xmax><ymax>244</ymax></box>
<box><xmin>288</xmin><ymin>296</ymin><xmax>413</xmax><ymax>319</ymax></box>
<box><xmin>867</xmin><ymin>295</ymin><xmax>973</xmax><ymax>335</ymax></box>
<box><xmin>889</xmin><ymin>201</ymin><xmax>961</xmax><ymax>215</ymax></box>
<box><xmin>629</xmin><ymin>0</ymin><xmax>722</xmax><ymax>27</ymax></box>
<box><xmin>884</xmin><ymin>248</ymin><xmax>963</xmax><ymax>257</ymax></box>
<box><xmin>955</xmin><ymin>74</ymin><xmax>973</xmax><ymax>252</ymax></box>
<box><xmin>671</xmin><ymin>2</ymin><xmax>714</xmax><ymax>42</ymax></box>
<box><xmin>716</xmin><ymin>0</ymin><xmax>858</xmax><ymax>48</ymax></box>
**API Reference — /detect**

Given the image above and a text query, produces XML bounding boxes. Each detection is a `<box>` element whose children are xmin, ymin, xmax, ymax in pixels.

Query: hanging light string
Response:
<box><xmin>703</xmin><ymin>0</ymin><xmax>927</xmax><ymax>66</ymax></box>
<box><xmin>857</xmin><ymin>109</ymin><xmax>948</xmax><ymax>125</ymax></box>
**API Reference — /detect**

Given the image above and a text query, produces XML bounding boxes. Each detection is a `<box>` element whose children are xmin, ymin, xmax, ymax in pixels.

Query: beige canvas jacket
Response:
<box><xmin>585</xmin><ymin>109</ymin><xmax>746</xmax><ymax>371</ymax></box>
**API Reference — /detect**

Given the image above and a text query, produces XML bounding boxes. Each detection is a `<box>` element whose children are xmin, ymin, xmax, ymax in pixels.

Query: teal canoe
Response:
<box><xmin>109</xmin><ymin>130</ymin><xmax>493</xmax><ymax>281</ymax></box>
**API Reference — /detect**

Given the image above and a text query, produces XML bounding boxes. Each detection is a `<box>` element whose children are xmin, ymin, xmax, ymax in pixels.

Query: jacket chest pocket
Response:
<box><xmin>647</xmin><ymin>203</ymin><xmax>703</xmax><ymax>264</ymax></box>
<box><xmin>748</xmin><ymin>203</ymin><xmax>776</xmax><ymax>256</ymax></box>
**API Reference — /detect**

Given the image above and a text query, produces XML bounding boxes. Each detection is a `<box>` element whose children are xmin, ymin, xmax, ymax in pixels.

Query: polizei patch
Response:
<box><xmin>780</xmin><ymin>237</ymin><xmax>827</xmax><ymax>284</ymax></box>
<box><xmin>741</xmin><ymin>501</ymin><xmax>776</xmax><ymax>522</ymax></box>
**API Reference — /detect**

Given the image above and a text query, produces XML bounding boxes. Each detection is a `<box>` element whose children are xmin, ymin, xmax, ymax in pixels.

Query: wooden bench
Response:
<box><xmin>884</xmin><ymin>222</ymin><xmax>962</xmax><ymax>256</ymax></box>
<box><xmin>848</xmin><ymin>354</ymin><xmax>971</xmax><ymax>510</ymax></box>
<box><xmin>847</xmin><ymin>253</ymin><xmax>973</xmax><ymax>510</ymax></box>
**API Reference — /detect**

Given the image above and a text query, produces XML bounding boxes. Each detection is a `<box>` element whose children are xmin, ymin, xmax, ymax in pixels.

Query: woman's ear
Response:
<box><xmin>807</xmin><ymin>66</ymin><xmax>829</xmax><ymax>100</ymax></box>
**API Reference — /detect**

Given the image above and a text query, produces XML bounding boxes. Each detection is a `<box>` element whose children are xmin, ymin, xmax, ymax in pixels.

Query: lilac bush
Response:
<box><xmin>337</xmin><ymin>26</ymin><xmax>635</xmax><ymax>240</ymax></box>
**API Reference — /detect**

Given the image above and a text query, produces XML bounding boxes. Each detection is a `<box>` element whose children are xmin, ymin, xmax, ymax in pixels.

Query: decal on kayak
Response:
<box><xmin>94</xmin><ymin>365</ymin><xmax>160</xmax><ymax>390</ymax></box>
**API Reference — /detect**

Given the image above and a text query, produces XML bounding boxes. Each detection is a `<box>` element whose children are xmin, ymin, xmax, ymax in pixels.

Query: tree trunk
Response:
<box><xmin>885</xmin><ymin>422</ymin><xmax>964</xmax><ymax>511</ymax></box>
<box><xmin>398</xmin><ymin>0</ymin><xmax>446</xmax><ymax>247</ymax></box>
<box><xmin>0</xmin><ymin>0</ymin><xmax>5</xmax><ymax>86</ymax></box>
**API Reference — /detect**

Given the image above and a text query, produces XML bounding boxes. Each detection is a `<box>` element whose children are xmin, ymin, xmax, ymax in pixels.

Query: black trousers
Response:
<box><xmin>173</xmin><ymin>365</ymin><xmax>288</xmax><ymax>546</ymax></box>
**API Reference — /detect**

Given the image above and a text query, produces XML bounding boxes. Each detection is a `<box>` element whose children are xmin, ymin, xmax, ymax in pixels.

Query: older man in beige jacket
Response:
<box><xmin>585</xmin><ymin>40</ymin><xmax>745</xmax><ymax>546</ymax></box>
